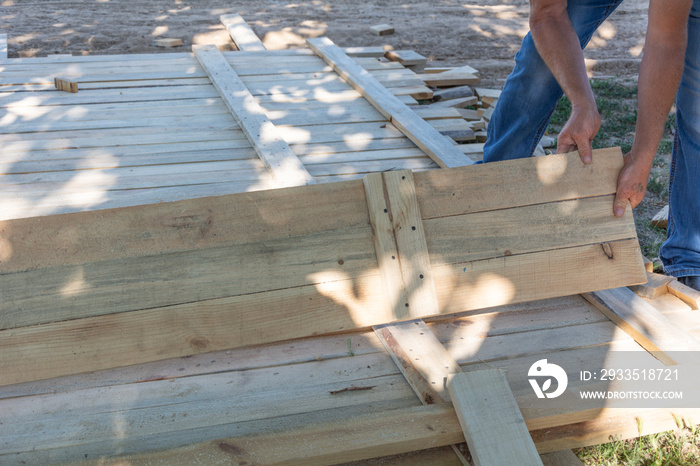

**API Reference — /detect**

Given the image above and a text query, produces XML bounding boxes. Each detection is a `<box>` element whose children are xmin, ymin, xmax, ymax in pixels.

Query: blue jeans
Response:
<box><xmin>660</xmin><ymin>0</ymin><xmax>700</xmax><ymax>278</ymax></box>
<box><xmin>483</xmin><ymin>0</ymin><xmax>700</xmax><ymax>278</ymax></box>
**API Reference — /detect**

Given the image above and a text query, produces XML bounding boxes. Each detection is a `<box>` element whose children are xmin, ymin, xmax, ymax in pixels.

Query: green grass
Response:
<box><xmin>576</xmin><ymin>422</ymin><xmax>700</xmax><ymax>465</ymax></box>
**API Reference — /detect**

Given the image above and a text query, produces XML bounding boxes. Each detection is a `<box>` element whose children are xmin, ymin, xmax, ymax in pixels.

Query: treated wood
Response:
<box><xmin>583</xmin><ymin>287</ymin><xmax>700</xmax><ymax>365</ymax></box>
<box><xmin>374</xmin><ymin>319</ymin><xmax>469</xmax><ymax>463</ymax></box>
<box><xmin>193</xmin><ymin>44</ymin><xmax>314</xmax><ymax>187</ymax></box>
<box><xmin>629</xmin><ymin>271</ymin><xmax>674</xmax><ymax>299</ymax></box>
<box><xmin>374</xmin><ymin>320</ymin><xmax>460</xmax><ymax>404</ymax></box>
<box><xmin>448</xmin><ymin>370</ymin><xmax>543</xmax><ymax>466</ymax></box>
<box><xmin>364</xmin><ymin>170</ymin><xmax>439</xmax><ymax>320</ymax></box>
<box><xmin>419</xmin><ymin>72</ymin><xmax>479</xmax><ymax>87</ymax></box>
<box><xmin>384</xmin><ymin>50</ymin><xmax>427</xmax><ymax>66</ymax></box>
<box><xmin>53</xmin><ymin>77</ymin><xmax>78</xmax><ymax>93</ymax></box>
<box><xmin>220</xmin><ymin>14</ymin><xmax>266</xmax><ymax>52</ymax></box>
<box><xmin>77</xmin><ymin>403</ymin><xmax>465</xmax><ymax>465</ymax></box>
<box><xmin>307</xmin><ymin>37</ymin><xmax>472</xmax><ymax>168</ymax></box>
<box><xmin>0</xmin><ymin>149</ymin><xmax>645</xmax><ymax>386</ymax></box>
<box><xmin>668</xmin><ymin>280</ymin><xmax>700</xmax><ymax>310</ymax></box>
<box><xmin>370</xmin><ymin>24</ymin><xmax>395</xmax><ymax>36</ymax></box>
<box><xmin>153</xmin><ymin>38</ymin><xmax>183</xmax><ymax>48</ymax></box>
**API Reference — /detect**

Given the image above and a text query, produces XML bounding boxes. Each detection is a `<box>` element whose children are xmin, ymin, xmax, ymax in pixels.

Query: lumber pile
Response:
<box><xmin>6</xmin><ymin>16</ymin><xmax>699</xmax><ymax>465</ymax></box>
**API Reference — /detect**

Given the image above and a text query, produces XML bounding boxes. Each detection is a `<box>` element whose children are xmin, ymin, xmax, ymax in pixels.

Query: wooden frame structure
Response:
<box><xmin>1</xmin><ymin>22</ymin><xmax>700</xmax><ymax>464</ymax></box>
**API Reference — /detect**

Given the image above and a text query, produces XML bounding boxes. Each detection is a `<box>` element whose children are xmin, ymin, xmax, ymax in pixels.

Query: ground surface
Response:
<box><xmin>2</xmin><ymin>0</ymin><xmax>648</xmax><ymax>86</ymax></box>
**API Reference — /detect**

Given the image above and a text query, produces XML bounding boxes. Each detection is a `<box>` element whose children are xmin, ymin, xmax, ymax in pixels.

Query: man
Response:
<box><xmin>482</xmin><ymin>0</ymin><xmax>700</xmax><ymax>291</ymax></box>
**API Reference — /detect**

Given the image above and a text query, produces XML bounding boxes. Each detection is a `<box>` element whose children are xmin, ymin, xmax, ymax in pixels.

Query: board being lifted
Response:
<box><xmin>0</xmin><ymin>148</ymin><xmax>646</xmax><ymax>387</ymax></box>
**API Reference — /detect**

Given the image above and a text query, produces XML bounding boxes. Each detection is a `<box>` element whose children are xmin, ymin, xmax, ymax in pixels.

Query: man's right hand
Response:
<box><xmin>556</xmin><ymin>104</ymin><xmax>601</xmax><ymax>164</ymax></box>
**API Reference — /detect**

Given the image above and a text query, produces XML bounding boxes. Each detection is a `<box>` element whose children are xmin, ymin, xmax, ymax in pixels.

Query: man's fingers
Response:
<box><xmin>576</xmin><ymin>136</ymin><xmax>593</xmax><ymax>164</ymax></box>
<box><xmin>613</xmin><ymin>194</ymin><xmax>628</xmax><ymax>218</ymax></box>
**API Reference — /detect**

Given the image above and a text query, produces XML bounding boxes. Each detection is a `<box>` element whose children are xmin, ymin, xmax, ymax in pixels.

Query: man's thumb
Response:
<box><xmin>613</xmin><ymin>194</ymin><xmax>627</xmax><ymax>218</ymax></box>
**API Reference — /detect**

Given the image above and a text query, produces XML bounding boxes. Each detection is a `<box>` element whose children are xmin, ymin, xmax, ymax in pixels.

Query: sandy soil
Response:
<box><xmin>2</xmin><ymin>0</ymin><xmax>649</xmax><ymax>86</ymax></box>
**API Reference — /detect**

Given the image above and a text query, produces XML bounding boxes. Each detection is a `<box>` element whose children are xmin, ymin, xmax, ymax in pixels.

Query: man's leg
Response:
<box><xmin>483</xmin><ymin>0</ymin><xmax>624</xmax><ymax>163</ymax></box>
<box><xmin>661</xmin><ymin>0</ymin><xmax>700</xmax><ymax>287</ymax></box>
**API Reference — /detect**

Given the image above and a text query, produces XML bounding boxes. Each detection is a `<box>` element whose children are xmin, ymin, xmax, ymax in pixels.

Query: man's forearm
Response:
<box><xmin>631</xmin><ymin>12</ymin><xmax>688</xmax><ymax>166</ymax></box>
<box><xmin>612</xmin><ymin>0</ymin><xmax>691</xmax><ymax>217</ymax></box>
<box><xmin>529</xmin><ymin>0</ymin><xmax>600</xmax><ymax>162</ymax></box>
<box><xmin>529</xmin><ymin>2</ymin><xmax>595</xmax><ymax>111</ymax></box>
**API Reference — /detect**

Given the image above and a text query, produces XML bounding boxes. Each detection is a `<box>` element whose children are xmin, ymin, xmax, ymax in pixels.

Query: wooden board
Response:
<box><xmin>307</xmin><ymin>37</ymin><xmax>472</xmax><ymax>168</ymax></box>
<box><xmin>364</xmin><ymin>170</ymin><xmax>439</xmax><ymax>320</ymax></box>
<box><xmin>0</xmin><ymin>149</ymin><xmax>646</xmax><ymax>387</ymax></box>
<box><xmin>629</xmin><ymin>271</ymin><xmax>674</xmax><ymax>299</ymax></box>
<box><xmin>668</xmin><ymin>280</ymin><xmax>700</xmax><ymax>310</ymax></box>
<box><xmin>3</xmin><ymin>292</ymin><xmax>697</xmax><ymax>464</ymax></box>
<box><xmin>220</xmin><ymin>14</ymin><xmax>266</xmax><ymax>52</ymax></box>
<box><xmin>448</xmin><ymin>370</ymin><xmax>543</xmax><ymax>466</ymax></box>
<box><xmin>193</xmin><ymin>44</ymin><xmax>314</xmax><ymax>187</ymax></box>
<box><xmin>583</xmin><ymin>287</ymin><xmax>700</xmax><ymax>365</ymax></box>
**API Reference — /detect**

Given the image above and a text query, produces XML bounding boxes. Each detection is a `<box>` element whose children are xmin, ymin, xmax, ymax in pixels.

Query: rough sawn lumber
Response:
<box><xmin>0</xmin><ymin>148</ymin><xmax>646</xmax><ymax>386</ymax></box>
<box><xmin>193</xmin><ymin>44</ymin><xmax>314</xmax><ymax>187</ymax></box>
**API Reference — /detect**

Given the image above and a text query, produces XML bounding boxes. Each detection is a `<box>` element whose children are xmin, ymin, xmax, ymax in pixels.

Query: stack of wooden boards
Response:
<box><xmin>0</xmin><ymin>36</ymin><xmax>478</xmax><ymax>221</ymax></box>
<box><xmin>1</xmin><ymin>15</ymin><xmax>699</xmax><ymax>465</ymax></box>
<box><xmin>0</xmin><ymin>147</ymin><xmax>658</xmax><ymax>464</ymax></box>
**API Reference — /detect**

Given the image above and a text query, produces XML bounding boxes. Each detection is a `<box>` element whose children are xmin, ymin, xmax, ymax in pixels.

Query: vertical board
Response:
<box><xmin>448</xmin><ymin>370</ymin><xmax>543</xmax><ymax>466</ymax></box>
<box><xmin>193</xmin><ymin>44</ymin><xmax>314</xmax><ymax>187</ymax></box>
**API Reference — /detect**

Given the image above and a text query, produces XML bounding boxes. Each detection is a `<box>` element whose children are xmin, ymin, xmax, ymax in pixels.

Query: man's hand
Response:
<box><xmin>556</xmin><ymin>104</ymin><xmax>601</xmax><ymax>164</ymax></box>
<box><xmin>613</xmin><ymin>152</ymin><xmax>652</xmax><ymax>217</ymax></box>
<box><xmin>529</xmin><ymin>0</ymin><xmax>601</xmax><ymax>164</ymax></box>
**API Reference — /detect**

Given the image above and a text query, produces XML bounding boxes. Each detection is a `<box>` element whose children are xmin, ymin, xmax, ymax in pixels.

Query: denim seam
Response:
<box><xmin>663</xmin><ymin>267</ymin><xmax>700</xmax><ymax>278</ymax></box>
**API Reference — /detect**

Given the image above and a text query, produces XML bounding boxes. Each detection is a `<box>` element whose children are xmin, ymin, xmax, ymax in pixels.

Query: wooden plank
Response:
<box><xmin>668</xmin><ymin>280</ymin><xmax>700</xmax><ymax>310</ymax></box>
<box><xmin>307</xmin><ymin>37</ymin><xmax>472</xmax><ymax>168</ymax></box>
<box><xmin>342</xmin><ymin>46</ymin><xmax>386</xmax><ymax>57</ymax></box>
<box><xmin>429</xmin><ymin>96</ymin><xmax>478</xmax><ymax>108</ymax></box>
<box><xmin>75</xmin><ymin>403</ymin><xmax>465</xmax><ymax>465</ymax></box>
<box><xmin>53</xmin><ymin>77</ymin><xmax>78</xmax><ymax>93</ymax></box>
<box><xmin>384</xmin><ymin>50</ymin><xmax>427</xmax><ymax>67</ymax></box>
<box><xmin>374</xmin><ymin>319</ymin><xmax>469</xmax><ymax>463</ymax></box>
<box><xmin>447</xmin><ymin>370</ymin><xmax>543</xmax><ymax>466</ymax></box>
<box><xmin>374</xmin><ymin>320</ymin><xmax>460</xmax><ymax>405</ymax></box>
<box><xmin>414</xmin><ymin>148</ymin><xmax>624</xmax><ymax>219</ymax></box>
<box><xmin>193</xmin><ymin>44</ymin><xmax>314</xmax><ymax>187</ymax></box>
<box><xmin>433</xmin><ymin>85</ymin><xmax>475</xmax><ymax>102</ymax></box>
<box><xmin>0</xmin><ymin>33</ymin><xmax>7</xmax><ymax>60</ymax></box>
<box><xmin>418</xmin><ymin>72</ymin><xmax>479</xmax><ymax>87</ymax></box>
<box><xmin>153</xmin><ymin>38</ymin><xmax>183</xmax><ymax>48</ymax></box>
<box><xmin>220</xmin><ymin>14</ymin><xmax>266</xmax><ymax>52</ymax></box>
<box><xmin>629</xmin><ymin>271</ymin><xmax>674</xmax><ymax>299</ymax></box>
<box><xmin>583</xmin><ymin>287</ymin><xmax>700</xmax><ymax>365</ymax></box>
<box><xmin>651</xmin><ymin>204</ymin><xmax>669</xmax><ymax>228</ymax></box>
<box><xmin>370</xmin><ymin>24</ymin><xmax>395</xmax><ymax>35</ymax></box>
<box><xmin>364</xmin><ymin>170</ymin><xmax>440</xmax><ymax>320</ymax></box>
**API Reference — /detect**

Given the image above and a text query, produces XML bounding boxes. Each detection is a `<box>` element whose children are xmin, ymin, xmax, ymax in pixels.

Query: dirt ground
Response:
<box><xmin>2</xmin><ymin>0</ymin><xmax>649</xmax><ymax>86</ymax></box>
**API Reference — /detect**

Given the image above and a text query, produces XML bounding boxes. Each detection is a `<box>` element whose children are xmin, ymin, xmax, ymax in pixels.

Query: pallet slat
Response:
<box><xmin>193</xmin><ymin>44</ymin><xmax>314</xmax><ymax>187</ymax></box>
<box><xmin>307</xmin><ymin>37</ymin><xmax>472</xmax><ymax>168</ymax></box>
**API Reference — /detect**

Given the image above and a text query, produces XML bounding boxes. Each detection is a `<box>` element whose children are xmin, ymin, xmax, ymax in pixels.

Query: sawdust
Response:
<box><xmin>1</xmin><ymin>0</ymin><xmax>648</xmax><ymax>87</ymax></box>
